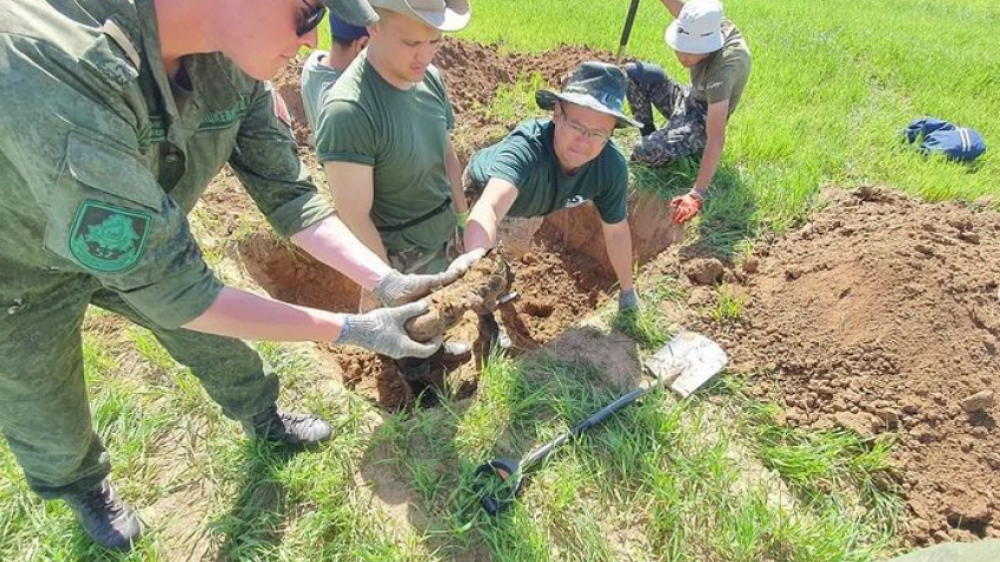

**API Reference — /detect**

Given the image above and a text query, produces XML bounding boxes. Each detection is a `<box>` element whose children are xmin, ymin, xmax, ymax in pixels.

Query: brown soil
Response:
<box><xmin>239</xmin><ymin>188</ymin><xmax>677</xmax><ymax>410</ymax></box>
<box><xmin>708</xmin><ymin>187</ymin><xmax>1000</xmax><ymax>546</ymax></box>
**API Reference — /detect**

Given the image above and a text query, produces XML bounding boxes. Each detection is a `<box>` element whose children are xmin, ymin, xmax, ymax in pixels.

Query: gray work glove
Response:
<box><xmin>336</xmin><ymin>300</ymin><xmax>441</xmax><ymax>359</ymax></box>
<box><xmin>618</xmin><ymin>288</ymin><xmax>639</xmax><ymax>311</ymax></box>
<box><xmin>373</xmin><ymin>248</ymin><xmax>487</xmax><ymax>306</ymax></box>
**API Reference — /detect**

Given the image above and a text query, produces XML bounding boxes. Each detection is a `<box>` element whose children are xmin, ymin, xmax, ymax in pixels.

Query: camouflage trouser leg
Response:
<box><xmin>0</xmin><ymin>277</ymin><xmax>109</xmax><ymax>499</ymax></box>
<box><xmin>0</xmin><ymin>277</ymin><xmax>280</xmax><ymax>500</ymax></box>
<box><xmin>91</xmin><ymin>290</ymin><xmax>279</xmax><ymax>421</ymax></box>
<box><xmin>626</xmin><ymin>72</ymin><xmax>709</xmax><ymax>167</ymax></box>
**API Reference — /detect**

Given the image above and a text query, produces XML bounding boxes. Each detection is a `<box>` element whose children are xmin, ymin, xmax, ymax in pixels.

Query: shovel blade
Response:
<box><xmin>646</xmin><ymin>332</ymin><xmax>728</xmax><ymax>397</ymax></box>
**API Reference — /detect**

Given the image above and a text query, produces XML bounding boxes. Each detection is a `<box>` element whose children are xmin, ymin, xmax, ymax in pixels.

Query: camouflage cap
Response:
<box><xmin>536</xmin><ymin>62</ymin><xmax>642</xmax><ymax>129</ymax></box>
<box><xmin>320</xmin><ymin>0</ymin><xmax>380</xmax><ymax>27</ymax></box>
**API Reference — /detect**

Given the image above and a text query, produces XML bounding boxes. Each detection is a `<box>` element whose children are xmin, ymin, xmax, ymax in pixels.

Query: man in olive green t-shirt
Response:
<box><xmin>465</xmin><ymin>62</ymin><xmax>641</xmax><ymax>319</ymax></box>
<box><xmin>314</xmin><ymin>0</ymin><xmax>477</xmax><ymax>388</ymax></box>
<box><xmin>625</xmin><ymin>0</ymin><xmax>751</xmax><ymax>224</ymax></box>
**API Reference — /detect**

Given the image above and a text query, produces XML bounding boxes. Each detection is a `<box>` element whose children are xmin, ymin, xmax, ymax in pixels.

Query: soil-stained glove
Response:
<box><xmin>444</xmin><ymin>247</ymin><xmax>486</xmax><ymax>279</ymax></box>
<box><xmin>336</xmin><ymin>301</ymin><xmax>442</xmax><ymax>359</ymax></box>
<box><xmin>374</xmin><ymin>270</ymin><xmax>445</xmax><ymax>306</ymax></box>
<box><xmin>618</xmin><ymin>288</ymin><xmax>639</xmax><ymax>311</ymax></box>
<box><xmin>373</xmin><ymin>248</ymin><xmax>487</xmax><ymax>306</ymax></box>
<box><xmin>670</xmin><ymin>189</ymin><xmax>704</xmax><ymax>224</ymax></box>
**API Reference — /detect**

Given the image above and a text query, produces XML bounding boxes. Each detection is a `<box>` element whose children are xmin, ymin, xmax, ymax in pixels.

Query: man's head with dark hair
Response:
<box><xmin>330</xmin><ymin>14</ymin><xmax>370</xmax><ymax>49</ymax></box>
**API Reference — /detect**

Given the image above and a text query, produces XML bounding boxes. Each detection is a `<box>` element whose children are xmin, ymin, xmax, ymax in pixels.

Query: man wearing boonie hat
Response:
<box><xmin>625</xmin><ymin>0</ymin><xmax>751</xmax><ymax>224</ymax></box>
<box><xmin>463</xmin><ymin>62</ymin><xmax>642</xmax><ymax>344</ymax></box>
<box><xmin>301</xmin><ymin>15</ymin><xmax>371</xmax><ymax>146</ymax></box>
<box><xmin>0</xmin><ymin>0</ymin><xmax>487</xmax><ymax>551</ymax></box>
<box><xmin>313</xmin><ymin>0</ymin><xmax>482</xmax><ymax>393</ymax></box>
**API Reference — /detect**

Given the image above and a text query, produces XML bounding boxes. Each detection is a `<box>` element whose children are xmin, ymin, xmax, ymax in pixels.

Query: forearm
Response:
<box><xmin>291</xmin><ymin>216</ymin><xmax>391</xmax><ymax>290</ymax></box>
<box><xmin>342</xmin><ymin>213</ymin><xmax>390</xmax><ymax>264</ymax></box>
<box><xmin>603</xmin><ymin>223</ymin><xmax>635</xmax><ymax>292</ymax></box>
<box><xmin>464</xmin><ymin>190</ymin><xmax>508</xmax><ymax>253</ymax></box>
<box><xmin>183</xmin><ymin>287</ymin><xmax>345</xmax><ymax>341</ymax></box>
<box><xmin>446</xmin><ymin>143</ymin><xmax>468</xmax><ymax>213</ymax></box>
<box><xmin>693</xmin><ymin>136</ymin><xmax>725</xmax><ymax>194</ymax></box>
<box><xmin>660</xmin><ymin>0</ymin><xmax>685</xmax><ymax>18</ymax></box>
<box><xmin>464</xmin><ymin>215</ymin><xmax>498</xmax><ymax>253</ymax></box>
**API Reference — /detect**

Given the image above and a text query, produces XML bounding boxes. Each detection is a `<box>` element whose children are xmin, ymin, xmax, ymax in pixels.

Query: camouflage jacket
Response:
<box><xmin>0</xmin><ymin>0</ymin><xmax>333</xmax><ymax>329</ymax></box>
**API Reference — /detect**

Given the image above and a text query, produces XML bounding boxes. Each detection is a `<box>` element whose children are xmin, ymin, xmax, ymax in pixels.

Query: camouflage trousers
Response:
<box><xmin>625</xmin><ymin>66</ymin><xmax>709</xmax><ymax>167</ymax></box>
<box><xmin>0</xmin><ymin>276</ymin><xmax>278</xmax><ymax>499</ymax></box>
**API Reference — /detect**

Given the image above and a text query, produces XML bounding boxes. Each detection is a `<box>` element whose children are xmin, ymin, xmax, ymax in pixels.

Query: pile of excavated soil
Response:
<box><xmin>434</xmin><ymin>40</ymin><xmax>613</xmax><ymax>118</ymax></box>
<box><xmin>709</xmin><ymin>187</ymin><xmax>1000</xmax><ymax>546</ymax></box>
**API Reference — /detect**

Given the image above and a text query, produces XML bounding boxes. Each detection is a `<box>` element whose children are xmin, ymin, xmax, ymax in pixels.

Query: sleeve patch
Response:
<box><xmin>69</xmin><ymin>200</ymin><xmax>151</xmax><ymax>273</ymax></box>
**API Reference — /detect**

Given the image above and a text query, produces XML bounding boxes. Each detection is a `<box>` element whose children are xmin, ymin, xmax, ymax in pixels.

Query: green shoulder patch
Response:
<box><xmin>69</xmin><ymin>200</ymin><xmax>151</xmax><ymax>273</ymax></box>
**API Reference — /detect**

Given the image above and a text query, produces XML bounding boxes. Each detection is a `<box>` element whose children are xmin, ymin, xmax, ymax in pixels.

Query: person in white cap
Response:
<box><xmin>625</xmin><ymin>0</ymin><xmax>751</xmax><ymax>224</ymax></box>
<box><xmin>313</xmin><ymin>0</ymin><xmax>480</xmax><ymax>394</ymax></box>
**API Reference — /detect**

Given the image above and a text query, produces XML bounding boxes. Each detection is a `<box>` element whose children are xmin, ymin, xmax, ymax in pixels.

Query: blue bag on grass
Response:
<box><xmin>904</xmin><ymin>118</ymin><xmax>986</xmax><ymax>162</ymax></box>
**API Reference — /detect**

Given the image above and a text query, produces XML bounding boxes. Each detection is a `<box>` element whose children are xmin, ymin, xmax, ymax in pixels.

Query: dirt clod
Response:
<box><xmin>960</xmin><ymin>391</ymin><xmax>995</xmax><ymax>414</ymax></box>
<box><xmin>406</xmin><ymin>250</ymin><xmax>513</xmax><ymax>342</ymax></box>
<box><xmin>684</xmin><ymin>258</ymin><xmax>727</xmax><ymax>286</ymax></box>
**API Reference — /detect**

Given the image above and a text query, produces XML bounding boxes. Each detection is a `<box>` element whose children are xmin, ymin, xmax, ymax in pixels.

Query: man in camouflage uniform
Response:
<box><xmin>0</xmin><ymin>0</ymin><xmax>477</xmax><ymax>551</ymax></box>
<box><xmin>625</xmin><ymin>0</ymin><xmax>751</xmax><ymax>223</ymax></box>
<box><xmin>313</xmin><ymin>0</ymin><xmax>479</xmax><ymax>392</ymax></box>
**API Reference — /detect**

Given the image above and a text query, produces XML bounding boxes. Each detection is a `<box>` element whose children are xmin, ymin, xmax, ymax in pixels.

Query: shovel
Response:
<box><xmin>616</xmin><ymin>0</ymin><xmax>642</xmax><ymax>63</ymax></box>
<box><xmin>473</xmin><ymin>331</ymin><xmax>727</xmax><ymax>515</ymax></box>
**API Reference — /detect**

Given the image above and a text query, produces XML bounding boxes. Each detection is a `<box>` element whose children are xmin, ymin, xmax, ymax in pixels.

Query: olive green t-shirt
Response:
<box><xmin>314</xmin><ymin>52</ymin><xmax>456</xmax><ymax>252</ymax></box>
<box><xmin>689</xmin><ymin>19</ymin><xmax>751</xmax><ymax>115</ymax></box>
<box><xmin>468</xmin><ymin>119</ymin><xmax>629</xmax><ymax>224</ymax></box>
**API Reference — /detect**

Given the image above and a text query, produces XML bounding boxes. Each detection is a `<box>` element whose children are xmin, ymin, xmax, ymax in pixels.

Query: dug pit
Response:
<box><xmin>248</xmin><ymin>39</ymin><xmax>681</xmax><ymax>410</ymax></box>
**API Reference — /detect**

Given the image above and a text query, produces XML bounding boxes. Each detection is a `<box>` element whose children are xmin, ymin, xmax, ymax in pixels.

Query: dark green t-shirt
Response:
<box><xmin>689</xmin><ymin>19</ymin><xmax>751</xmax><ymax>116</ymax></box>
<box><xmin>468</xmin><ymin>119</ymin><xmax>629</xmax><ymax>224</ymax></box>
<box><xmin>314</xmin><ymin>52</ymin><xmax>456</xmax><ymax>252</ymax></box>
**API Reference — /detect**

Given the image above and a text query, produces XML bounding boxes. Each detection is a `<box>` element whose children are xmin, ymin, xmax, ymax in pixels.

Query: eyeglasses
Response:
<box><xmin>296</xmin><ymin>0</ymin><xmax>327</xmax><ymax>37</ymax></box>
<box><xmin>559</xmin><ymin>112</ymin><xmax>612</xmax><ymax>143</ymax></box>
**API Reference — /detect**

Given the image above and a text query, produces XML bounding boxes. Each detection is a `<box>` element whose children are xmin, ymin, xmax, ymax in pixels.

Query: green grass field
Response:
<box><xmin>2</xmin><ymin>0</ymin><xmax>997</xmax><ymax>560</ymax></box>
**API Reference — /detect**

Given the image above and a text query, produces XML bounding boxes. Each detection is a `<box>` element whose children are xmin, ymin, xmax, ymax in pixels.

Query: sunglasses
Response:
<box><xmin>296</xmin><ymin>0</ymin><xmax>327</xmax><ymax>37</ymax></box>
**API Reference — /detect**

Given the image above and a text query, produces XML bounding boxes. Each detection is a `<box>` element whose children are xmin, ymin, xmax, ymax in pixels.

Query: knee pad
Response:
<box><xmin>624</xmin><ymin>61</ymin><xmax>666</xmax><ymax>86</ymax></box>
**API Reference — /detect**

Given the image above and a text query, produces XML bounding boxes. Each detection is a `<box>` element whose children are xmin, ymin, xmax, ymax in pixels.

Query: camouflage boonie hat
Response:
<box><xmin>320</xmin><ymin>0</ymin><xmax>380</xmax><ymax>26</ymax></box>
<box><xmin>537</xmin><ymin>62</ymin><xmax>642</xmax><ymax>129</ymax></box>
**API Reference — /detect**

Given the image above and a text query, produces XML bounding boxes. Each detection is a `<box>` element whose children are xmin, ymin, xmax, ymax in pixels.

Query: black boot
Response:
<box><xmin>242</xmin><ymin>406</ymin><xmax>332</xmax><ymax>446</ymax></box>
<box><xmin>396</xmin><ymin>357</ymin><xmax>441</xmax><ymax>407</ymax></box>
<box><xmin>64</xmin><ymin>479</ymin><xmax>142</xmax><ymax>551</ymax></box>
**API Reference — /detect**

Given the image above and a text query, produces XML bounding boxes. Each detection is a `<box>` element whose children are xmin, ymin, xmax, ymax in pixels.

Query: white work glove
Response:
<box><xmin>336</xmin><ymin>301</ymin><xmax>441</xmax><ymax>359</ymax></box>
<box><xmin>373</xmin><ymin>248</ymin><xmax>487</xmax><ymax>306</ymax></box>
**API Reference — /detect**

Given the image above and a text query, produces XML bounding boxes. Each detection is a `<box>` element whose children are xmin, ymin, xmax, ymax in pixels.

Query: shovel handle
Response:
<box><xmin>617</xmin><ymin>0</ymin><xmax>642</xmax><ymax>62</ymax></box>
<box><xmin>520</xmin><ymin>384</ymin><xmax>654</xmax><ymax>471</ymax></box>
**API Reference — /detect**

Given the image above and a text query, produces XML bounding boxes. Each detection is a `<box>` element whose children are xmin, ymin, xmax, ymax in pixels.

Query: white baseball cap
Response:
<box><xmin>664</xmin><ymin>0</ymin><xmax>724</xmax><ymax>55</ymax></box>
